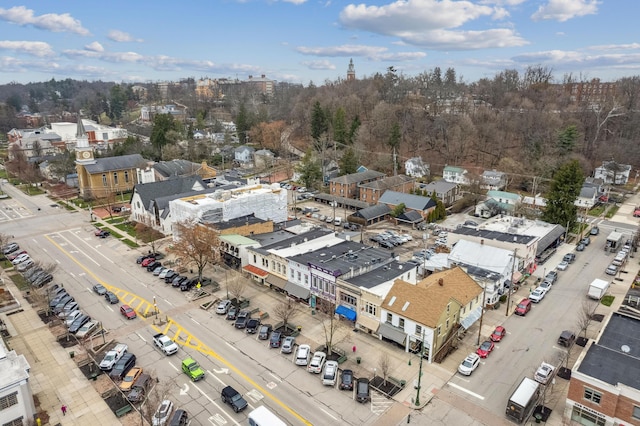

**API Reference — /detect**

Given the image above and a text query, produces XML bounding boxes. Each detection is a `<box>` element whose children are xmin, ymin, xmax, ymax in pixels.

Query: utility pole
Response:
<box><xmin>477</xmin><ymin>283</ymin><xmax>487</xmax><ymax>345</ymax></box>
<box><xmin>505</xmin><ymin>248</ymin><xmax>518</xmax><ymax>316</ymax></box>
<box><xmin>415</xmin><ymin>329</ymin><xmax>425</xmax><ymax>406</ymax></box>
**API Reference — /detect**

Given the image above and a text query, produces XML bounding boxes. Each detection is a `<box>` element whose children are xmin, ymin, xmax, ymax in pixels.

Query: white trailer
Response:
<box><xmin>588</xmin><ymin>278</ymin><xmax>610</xmax><ymax>300</ymax></box>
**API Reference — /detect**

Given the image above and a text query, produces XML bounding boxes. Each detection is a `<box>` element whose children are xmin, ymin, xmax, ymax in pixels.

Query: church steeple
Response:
<box><xmin>74</xmin><ymin>115</ymin><xmax>94</xmax><ymax>163</ymax></box>
<box><xmin>347</xmin><ymin>58</ymin><xmax>355</xmax><ymax>81</ymax></box>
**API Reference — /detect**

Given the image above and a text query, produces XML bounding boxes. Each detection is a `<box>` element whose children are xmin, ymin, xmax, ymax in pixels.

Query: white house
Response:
<box><xmin>442</xmin><ymin>166</ymin><xmax>469</xmax><ymax>185</ymax></box>
<box><xmin>0</xmin><ymin>340</ymin><xmax>36</xmax><ymax>426</ymax></box>
<box><xmin>234</xmin><ymin>146</ymin><xmax>255</xmax><ymax>164</ymax></box>
<box><xmin>593</xmin><ymin>161</ymin><xmax>632</xmax><ymax>185</ymax></box>
<box><xmin>404</xmin><ymin>157</ymin><xmax>430</xmax><ymax>178</ymax></box>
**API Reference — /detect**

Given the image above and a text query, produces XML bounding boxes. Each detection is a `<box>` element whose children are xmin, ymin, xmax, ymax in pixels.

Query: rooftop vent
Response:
<box><xmin>621</xmin><ymin>345</ymin><xmax>631</xmax><ymax>353</ymax></box>
<box><xmin>438</xmin><ymin>278</ymin><xmax>444</xmax><ymax>286</ymax></box>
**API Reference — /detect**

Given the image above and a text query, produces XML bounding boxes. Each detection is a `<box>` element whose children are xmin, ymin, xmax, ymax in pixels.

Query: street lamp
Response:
<box><xmin>153</xmin><ymin>296</ymin><xmax>158</xmax><ymax>318</ymax></box>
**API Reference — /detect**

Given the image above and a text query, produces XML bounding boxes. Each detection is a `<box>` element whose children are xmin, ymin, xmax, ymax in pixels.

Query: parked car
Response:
<box><xmin>545</xmin><ymin>271</ymin><xmax>558</xmax><ymax>283</ymax></box>
<box><xmin>322</xmin><ymin>361</ymin><xmax>339</xmax><ymax>386</ymax></box>
<box><xmin>110</xmin><ymin>353</ymin><xmax>137</xmax><ymax>380</ymax></box>
<box><xmin>2</xmin><ymin>242</ymin><xmax>19</xmax><ymax>255</ymax></box>
<box><xmin>11</xmin><ymin>253</ymin><xmax>31</xmax><ymax>265</ymax></box>
<box><xmin>605</xmin><ymin>263</ymin><xmax>618</xmax><ymax>275</ymax></box>
<box><xmin>105</xmin><ymin>291</ymin><xmax>119</xmax><ymax>304</ymax></box>
<box><xmin>258</xmin><ymin>324</ymin><xmax>272</xmax><ymax>340</ymax></box>
<box><xmin>141</xmin><ymin>257</ymin><xmax>155</xmax><ymax>267</ymax></box>
<box><xmin>8</xmin><ymin>250</ymin><xmax>28</xmax><ymax>262</ymax></box>
<box><xmin>17</xmin><ymin>259</ymin><xmax>34</xmax><ymax>272</ymax></box>
<box><xmin>295</xmin><ymin>344</ymin><xmax>311</xmax><ymax>366</ymax></box>
<box><xmin>281</xmin><ymin>336</ymin><xmax>295</xmax><ymax>353</ymax></box>
<box><xmin>64</xmin><ymin>310</ymin><xmax>83</xmax><ymax>327</ymax></box>
<box><xmin>75</xmin><ymin>320</ymin><xmax>99</xmax><ymax>338</ymax></box>
<box><xmin>120</xmin><ymin>304</ymin><xmax>137</xmax><ymax>319</ymax></box>
<box><xmin>234</xmin><ymin>311</ymin><xmax>250</xmax><ymax>329</ymax></box>
<box><xmin>146</xmin><ymin>261</ymin><xmax>162</xmax><ymax>272</ymax></box>
<box><xmin>96</xmin><ymin>230</ymin><xmax>110</xmax><ymax>238</ymax></box>
<box><xmin>152</xmin><ymin>399</ymin><xmax>174</xmax><ymax>426</ymax></box>
<box><xmin>221</xmin><ymin>385</ymin><xmax>248</xmax><ymax>413</ymax></box>
<box><xmin>119</xmin><ymin>367</ymin><xmax>143</xmax><ymax>392</ymax></box>
<box><xmin>528</xmin><ymin>287</ymin><xmax>547</xmax><ymax>303</ymax></box>
<box><xmin>69</xmin><ymin>314</ymin><xmax>91</xmax><ymax>333</ymax></box>
<box><xmin>557</xmin><ymin>330</ymin><xmax>576</xmax><ymax>347</ymax></box>
<box><xmin>153</xmin><ymin>266</ymin><xmax>166</xmax><ymax>276</ymax></box>
<box><xmin>171</xmin><ymin>275</ymin><xmax>187</xmax><ymax>287</ymax></box>
<box><xmin>226</xmin><ymin>306</ymin><xmax>238</xmax><ymax>320</ymax></box>
<box><xmin>164</xmin><ymin>271</ymin><xmax>178</xmax><ymax>283</ymax></box>
<box><xmin>356</xmin><ymin>378</ymin><xmax>370</xmax><ymax>403</ymax></box>
<box><xmin>269</xmin><ymin>331</ymin><xmax>282</xmax><ymax>348</ymax></box>
<box><xmin>476</xmin><ymin>340</ymin><xmax>495</xmax><ymax>358</ymax></box>
<box><xmin>127</xmin><ymin>373</ymin><xmax>152</xmax><ymax>403</ymax></box>
<box><xmin>576</xmin><ymin>243</ymin><xmax>586</xmax><ymax>251</ymax></box>
<box><xmin>33</xmin><ymin>273</ymin><xmax>53</xmax><ymax>288</ymax></box>
<box><xmin>514</xmin><ymin>299</ymin><xmax>532</xmax><ymax>316</ymax></box>
<box><xmin>556</xmin><ymin>261</ymin><xmax>569</xmax><ymax>271</ymax></box>
<box><xmin>245</xmin><ymin>318</ymin><xmax>260</xmax><ymax>334</ymax></box>
<box><xmin>458</xmin><ymin>353</ymin><xmax>481</xmax><ymax>376</ymax></box>
<box><xmin>159</xmin><ymin>269</ymin><xmax>173</xmax><ymax>279</ymax></box>
<box><xmin>339</xmin><ymin>369</ymin><xmax>354</xmax><ymax>390</ymax></box>
<box><xmin>216</xmin><ymin>300</ymin><xmax>232</xmax><ymax>315</ymax></box>
<box><xmin>534</xmin><ymin>362</ymin><xmax>556</xmax><ymax>384</ymax></box>
<box><xmin>58</xmin><ymin>301</ymin><xmax>79</xmax><ymax>318</ymax></box>
<box><xmin>93</xmin><ymin>284</ymin><xmax>107</xmax><ymax>295</ymax></box>
<box><xmin>563</xmin><ymin>253</ymin><xmax>576</xmax><ymax>263</ymax></box>
<box><xmin>307</xmin><ymin>351</ymin><xmax>326</xmax><ymax>373</ymax></box>
<box><xmin>490</xmin><ymin>326</ymin><xmax>507</xmax><ymax>342</ymax></box>
<box><xmin>590</xmin><ymin>226</ymin><xmax>600</xmax><ymax>235</ymax></box>
<box><xmin>580</xmin><ymin>236</ymin><xmax>591</xmax><ymax>246</ymax></box>
<box><xmin>169</xmin><ymin>409</ymin><xmax>188</xmax><ymax>426</ymax></box>
<box><xmin>539</xmin><ymin>280</ymin><xmax>553</xmax><ymax>293</ymax></box>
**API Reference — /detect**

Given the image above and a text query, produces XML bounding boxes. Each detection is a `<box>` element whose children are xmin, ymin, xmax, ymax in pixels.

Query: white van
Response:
<box><xmin>334</xmin><ymin>217</ymin><xmax>342</xmax><ymax>226</ymax></box>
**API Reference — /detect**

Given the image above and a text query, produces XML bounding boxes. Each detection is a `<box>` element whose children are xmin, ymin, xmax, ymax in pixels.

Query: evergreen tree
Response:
<box><xmin>296</xmin><ymin>149</ymin><xmax>322</xmax><ymax>189</ymax></box>
<box><xmin>542</xmin><ymin>160</ymin><xmax>583</xmax><ymax>227</ymax></box>
<box><xmin>333</xmin><ymin>107</ymin><xmax>347</xmax><ymax>146</ymax></box>
<box><xmin>339</xmin><ymin>147</ymin><xmax>358</xmax><ymax>175</ymax></box>
<box><xmin>347</xmin><ymin>115</ymin><xmax>360</xmax><ymax>145</ymax></box>
<box><xmin>558</xmin><ymin>125</ymin><xmax>578</xmax><ymax>153</ymax></box>
<box><xmin>311</xmin><ymin>101</ymin><xmax>328</xmax><ymax>149</ymax></box>
<box><xmin>150</xmin><ymin>113</ymin><xmax>178</xmax><ymax>153</ymax></box>
<box><xmin>236</xmin><ymin>103</ymin><xmax>251</xmax><ymax>144</ymax></box>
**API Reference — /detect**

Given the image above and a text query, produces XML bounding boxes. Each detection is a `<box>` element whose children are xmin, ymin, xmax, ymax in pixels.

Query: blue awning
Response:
<box><xmin>335</xmin><ymin>305</ymin><xmax>357</xmax><ymax>321</ymax></box>
<box><xmin>461</xmin><ymin>306</ymin><xmax>483</xmax><ymax>330</ymax></box>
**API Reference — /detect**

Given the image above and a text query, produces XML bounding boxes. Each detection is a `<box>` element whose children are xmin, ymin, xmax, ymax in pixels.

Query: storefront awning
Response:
<box><xmin>357</xmin><ymin>314</ymin><xmax>380</xmax><ymax>332</ymax></box>
<box><xmin>377</xmin><ymin>322</ymin><xmax>406</xmax><ymax>345</ymax></box>
<box><xmin>335</xmin><ymin>305</ymin><xmax>357</xmax><ymax>321</ymax></box>
<box><xmin>284</xmin><ymin>282</ymin><xmax>310</xmax><ymax>300</ymax></box>
<box><xmin>266</xmin><ymin>274</ymin><xmax>287</xmax><ymax>290</ymax></box>
<box><xmin>243</xmin><ymin>265</ymin><xmax>268</xmax><ymax>278</ymax></box>
<box><xmin>512</xmin><ymin>271</ymin><xmax>523</xmax><ymax>283</ymax></box>
<box><xmin>461</xmin><ymin>306</ymin><xmax>483</xmax><ymax>330</ymax></box>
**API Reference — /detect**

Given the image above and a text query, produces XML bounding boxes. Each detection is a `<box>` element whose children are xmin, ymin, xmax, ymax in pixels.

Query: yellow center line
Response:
<box><xmin>46</xmin><ymin>234</ymin><xmax>312</xmax><ymax>426</ymax></box>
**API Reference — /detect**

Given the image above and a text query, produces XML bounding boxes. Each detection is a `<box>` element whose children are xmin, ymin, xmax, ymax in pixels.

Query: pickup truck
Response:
<box><xmin>153</xmin><ymin>333</ymin><xmax>179</xmax><ymax>356</ymax></box>
<box><xmin>99</xmin><ymin>343</ymin><xmax>128</xmax><ymax>371</ymax></box>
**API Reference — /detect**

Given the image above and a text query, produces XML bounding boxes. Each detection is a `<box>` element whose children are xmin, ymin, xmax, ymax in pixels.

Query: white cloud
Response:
<box><xmin>588</xmin><ymin>43</ymin><xmax>640</xmax><ymax>52</ymax></box>
<box><xmin>297</xmin><ymin>44</ymin><xmax>388</xmax><ymax>57</ymax></box>
<box><xmin>107</xmin><ymin>30</ymin><xmax>143</xmax><ymax>43</ymax></box>
<box><xmin>0</xmin><ymin>6</ymin><xmax>90</xmax><ymax>35</ymax></box>
<box><xmin>339</xmin><ymin>0</ymin><xmax>526</xmax><ymax>50</ymax></box>
<box><xmin>85</xmin><ymin>42</ymin><xmax>104</xmax><ymax>52</ymax></box>
<box><xmin>531</xmin><ymin>0</ymin><xmax>599</xmax><ymax>22</ymax></box>
<box><xmin>282</xmin><ymin>0</ymin><xmax>308</xmax><ymax>4</ymax></box>
<box><xmin>0</xmin><ymin>40</ymin><xmax>54</xmax><ymax>57</ymax></box>
<box><xmin>301</xmin><ymin>60</ymin><xmax>336</xmax><ymax>70</ymax></box>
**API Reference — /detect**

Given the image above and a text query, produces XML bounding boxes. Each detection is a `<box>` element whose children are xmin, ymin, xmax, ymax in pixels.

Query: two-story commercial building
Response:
<box><xmin>329</xmin><ymin>170</ymin><xmax>385</xmax><ymax>200</ymax></box>
<box><xmin>358</xmin><ymin>175</ymin><xmax>414</xmax><ymax>204</ymax></box>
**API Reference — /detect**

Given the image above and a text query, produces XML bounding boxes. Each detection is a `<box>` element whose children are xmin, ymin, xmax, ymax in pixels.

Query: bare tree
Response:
<box><xmin>140</xmin><ymin>374</ymin><xmax>174</xmax><ymax>425</ymax></box>
<box><xmin>169</xmin><ymin>221</ymin><xmax>221</xmax><ymax>280</ymax></box>
<box><xmin>227</xmin><ymin>272</ymin><xmax>248</xmax><ymax>303</ymax></box>
<box><xmin>134</xmin><ymin>216</ymin><xmax>164</xmax><ymax>254</ymax></box>
<box><xmin>272</xmin><ymin>299</ymin><xmax>301</xmax><ymax>331</ymax></box>
<box><xmin>32</xmin><ymin>261</ymin><xmax>57</xmax><ymax>275</ymax></box>
<box><xmin>316</xmin><ymin>300</ymin><xmax>349</xmax><ymax>356</ymax></box>
<box><xmin>378</xmin><ymin>353</ymin><xmax>391</xmax><ymax>386</ymax></box>
<box><xmin>575</xmin><ymin>299</ymin><xmax>599</xmax><ymax>341</ymax></box>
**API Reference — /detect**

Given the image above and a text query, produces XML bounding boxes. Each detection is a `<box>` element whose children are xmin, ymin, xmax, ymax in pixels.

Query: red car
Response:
<box><xmin>141</xmin><ymin>257</ymin><xmax>155</xmax><ymax>267</ymax></box>
<box><xmin>476</xmin><ymin>340</ymin><xmax>495</xmax><ymax>358</ymax></box>
<box><xmin>490</xmin><ymin>326</ymin><xmax>507</xmax><ymax>342</ymax></box>
<box><xmin>120</xmin><ymin>305</ymin><xmax>137</xmax><ymax>319</ymax></box>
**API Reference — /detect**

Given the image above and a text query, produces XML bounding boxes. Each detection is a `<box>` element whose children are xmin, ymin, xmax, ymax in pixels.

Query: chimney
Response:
<box><xmin>480</xmin><ymin>239</ymin><xmax>484</xmax><ymax>245</ymax></box>
<box><xmin>438</xmin><ymin>278</ymin><xmax>444</xmax><ymax>286</ymax></box>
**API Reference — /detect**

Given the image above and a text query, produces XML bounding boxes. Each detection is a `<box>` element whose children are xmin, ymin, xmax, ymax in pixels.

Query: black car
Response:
<box><xmin>226</xmin><ymin>306</ymin><xmax>238</xmax><ymax>320</ymax></box>
<box><xmin>258</xmin><ymin>324</ymin><xmax>272</xmax><ymax>340</ymax></box>
<box><xmin>180</xmin><ymin>277</ymin><xmax>198</xmax><ymax>291</ymax></box>
<box><xmin>93</xmin><ymin>284</ymin><xmax>107</xmax><ymax>295</ymax></box>
<box><xmin>97</xmin><ymin>230</ymin><xmax>110</xmax><ymax>238</ymax></box>
<box><xmin>146</xmin><ymin>261</ymin><xmax>161</xmax><ymax>272</ymax></box>
<box><xmin>164</xmin><ymin>271</ymin><xmax>178</xmax><ymax>283</ymax></box>
<box><xmin>104</xmin><ymin>291</ymin><xmax>119</xmax><ymax>304</ymax></box>
<box><xmin>221</xmin><ymin>386</ymin><xmax>248</xmax><ymax>413</ymax></box>
<box><xmin>169</xmin><ymin>409</ymin><xmax>188</xmax><ymax>426</ymax></box>
<box><xmin>379</xmin><ymin>240</ymin><xmax>394</xmax><ymax>249</ymax></box>
<box><xmin>245</xmin><ymin>318</ymin><xmax>260</xmax><ymax>334</ymax></box>
<box><xmin>33</xmin><ymin>273</ymin><xmax>53</xmax><ymax>288</ymax></box>
<box><xmin>109</xmin><ymin>353</ymin><xmax>136</xmax><ymax>380</ymax></box>
<box><xmin>356</xmin><ymin>378</ymin><xmax>370</xmax><ymax>403</ymax></box>
<box><xmin>269</xmin><ymin>331</ymin><xmax>282</xmax><ymax>348</ymax></box>
<box><xmin>172</xmin><ymin>276</ymin><xmax>188</xmax><ymax>288</ymax></box>
<box><xmin>49</xmin><ymin>292</ymin><xmax>69</xmax><ymax>308</ymax></box>
<box><xmin>69</xmin><ymin>314</ymin><xmax>91</xmax><ymax>333</ymax></box>
<box><xmin>234</xmin><ymin>311</ymin><xmax>250</xmax><ymax>329</ymax></box>
<box><xmin>340</xmin><ymin>369</ymin><xmax>354</xmax><ymax>390</ymax></box>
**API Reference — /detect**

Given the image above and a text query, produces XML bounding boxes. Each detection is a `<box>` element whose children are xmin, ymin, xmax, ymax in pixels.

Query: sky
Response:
<box><xmin>0</xmin><ymin>1</ymin><xmax>638</xmax><ymax>86</ymax></box>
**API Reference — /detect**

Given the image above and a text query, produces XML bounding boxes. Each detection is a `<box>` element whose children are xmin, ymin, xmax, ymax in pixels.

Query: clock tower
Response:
<box><xmin>74</xmin><ymin>116</ymin><xmax>95</xmax><ymax>164</ymax></box>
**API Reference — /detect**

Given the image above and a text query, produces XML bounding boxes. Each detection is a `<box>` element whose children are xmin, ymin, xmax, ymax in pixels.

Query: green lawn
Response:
<box><xmin>8</xmin><ymin>273</ymin><xmax>30</xmax><ymax>291</ymax></box>
<box><xmin>601</xmin><ymin>295</ymin><xmax>615</xmax><ymax>307</ymax></box>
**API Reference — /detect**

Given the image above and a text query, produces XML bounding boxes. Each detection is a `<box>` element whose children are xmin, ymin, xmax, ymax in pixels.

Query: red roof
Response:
<box><xmin>243</xmin><ymin>265</ymin><xmax>268</xmax><ymax>278</ymax></box>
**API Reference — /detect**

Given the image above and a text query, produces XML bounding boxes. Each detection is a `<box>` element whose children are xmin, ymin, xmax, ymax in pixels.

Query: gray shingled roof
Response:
<box><xmin>359</xmin><ymin>174</ymin><xmax>414</xmax><ymax>190</ymax></box>
<box><xmin>420</xmin><ymin>180</ymin><xmax>458</xmax><ymax>194</ymax></box>
<box><xmin>329</xmin><ymin>170</ymin><xmax>385</xmax><ymax>185</ymax></box>
<box><xmin>378</xmin><ymin>190</ymin><xmax>436</xmax><ymax>211</ymax></box>
<box><xmin>153</xmin><ymin>159</ymin><xmax>201</xmax><ymax>179</ymax></box>
<box><xmin>352</xmin><ymin>204</ymin><xmax>391</xmax><ymax>220</ymax></box>
<box><xmin>83</xmin><ymin>154</ymin><xmax>146</xmax><ymax>173</ymax></box>
<box><xmin>131</xmin><ymin>175</ymin><xmax>206</xmax><ymax>211</ymax></box>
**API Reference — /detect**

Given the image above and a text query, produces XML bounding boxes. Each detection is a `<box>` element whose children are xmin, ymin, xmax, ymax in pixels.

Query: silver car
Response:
<box><xmin>281</xmin><ymin>336</ymin><xmax>295</xmax><ymax>354</ymax></box>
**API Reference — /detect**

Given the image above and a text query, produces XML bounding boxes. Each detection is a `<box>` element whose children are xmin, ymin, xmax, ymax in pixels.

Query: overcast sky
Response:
<box><xmin>0</xmin><ymin>1</ymin><xmax>636</xmax><ymax>86</ymax></box>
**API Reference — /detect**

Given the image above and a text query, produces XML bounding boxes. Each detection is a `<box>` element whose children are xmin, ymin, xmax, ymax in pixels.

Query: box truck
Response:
<box><xmin>606</xmin><ymin>231</ymin><xmax>624</xmax><ymax>253</ymax></box>
<box><xmin>506</xmin><ymin>377</ymin><xmax>540</xmax><ymax>423</ymax></box>
<box><xmin>588</xmin><ymin>279</ymin><xmax>610</xmax><ymax>300</ymax></box>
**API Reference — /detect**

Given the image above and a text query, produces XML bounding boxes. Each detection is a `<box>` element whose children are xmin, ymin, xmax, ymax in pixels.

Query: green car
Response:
<box><xmin>181</xmin><ymin>358</ymin><xmax>205</xmax><ymax>381</ymax></box>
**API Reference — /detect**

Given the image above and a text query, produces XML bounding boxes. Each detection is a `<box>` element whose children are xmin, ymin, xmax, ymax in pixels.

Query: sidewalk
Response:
<box><xmin>2</xmin><ymin>277</ymin><xmax>118</xmax><ymax>425</ymax></box>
